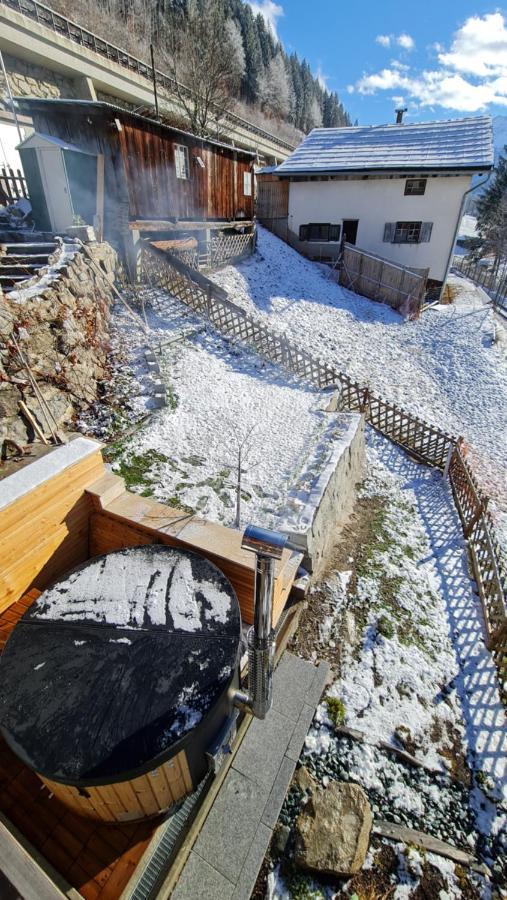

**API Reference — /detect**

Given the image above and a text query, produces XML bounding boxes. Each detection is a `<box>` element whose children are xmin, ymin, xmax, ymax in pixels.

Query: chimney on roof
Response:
<box><xmin>395</xmin><ymin>107</ymin><xmax>408</xmax><ymax>124</ymax></box>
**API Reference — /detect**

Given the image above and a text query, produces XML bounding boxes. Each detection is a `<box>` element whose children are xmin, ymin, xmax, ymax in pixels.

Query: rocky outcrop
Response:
<box><xmin>0</xmin><ymin>241</ymin><xmax>117</xmax><ymax>448</ymax></box>
<box><xmin>294</xmin><ymin>780</ymin><xmax>372</xmax><ymax>877</ymax></box>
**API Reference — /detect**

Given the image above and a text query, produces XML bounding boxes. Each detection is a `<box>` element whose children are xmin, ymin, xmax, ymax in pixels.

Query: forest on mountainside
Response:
<box><xmin>49</xmin><ymin>0</ymin><xmax>352</xmax><ymax>142</ymax></box>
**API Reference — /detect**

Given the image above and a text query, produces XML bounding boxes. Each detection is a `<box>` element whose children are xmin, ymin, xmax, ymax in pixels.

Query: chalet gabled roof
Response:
<box><xmin>275</xmin><ymin>116</ymin><xmax>494</xmax><ymax>175</ymax></box>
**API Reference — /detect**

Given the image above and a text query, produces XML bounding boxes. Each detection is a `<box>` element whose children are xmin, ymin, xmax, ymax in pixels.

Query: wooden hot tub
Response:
<box><xmin>0</xmin><ymin>546</ymin><xmax>242</xmax><ymax>823</ymax></box>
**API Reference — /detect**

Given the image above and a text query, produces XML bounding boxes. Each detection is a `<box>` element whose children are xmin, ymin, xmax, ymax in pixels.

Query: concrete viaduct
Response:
<box><xmin>0</xmin><ymin>0</ymin><xmax>295</xmax><ymax>165</ymax></box>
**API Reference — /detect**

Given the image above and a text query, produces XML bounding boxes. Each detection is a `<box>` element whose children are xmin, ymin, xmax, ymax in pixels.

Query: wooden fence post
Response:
<box><xmin>443</xmin><ymin>442</ymin><xmax>455</xmax><ymax>480</ymax></box>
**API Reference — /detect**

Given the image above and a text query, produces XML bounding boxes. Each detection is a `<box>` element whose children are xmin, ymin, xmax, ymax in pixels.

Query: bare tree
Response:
<box><xmin>165</xmin><ymin>0</ymin><xmax>245</xmax><ymax>137</ymax></box>
<box><xmin>258</xmin><ymin>52</ymin><xmax>293</xmax><ymax>120</ymax></box>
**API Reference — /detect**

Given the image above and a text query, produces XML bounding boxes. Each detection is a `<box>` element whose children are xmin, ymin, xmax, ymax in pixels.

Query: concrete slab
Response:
<box><xmin>270</xmin><ymin>653</ymin><xmax>317</xmax><ymax>723</ymax></box>
<box><xmin>193</xmin><ymin>769</ymin><xmax>270</xmax><ymax>883</ymax></box>
<box><xmin>171</xmin><ymin>852</ymin><xmax>234</xmax><ymax>900</ymax></box>
<box><xmin>231</xmin><ymin>823</ymin><xmax>272</xmax><ymax>900</ymax></box>
<box><xmin>286</xmin><ymin>703</ymin><xmax>320</xmax><ymax>763</ymax></box>
<box><xmin>173</xmin><ymin>653</ymin><xmax>329</xmax><ymax>899</ymax></box>
<box><xmin>261</xmin><ymin>755</ymin><xmax>297</xmax><ymax>830</ymax></box>
<box><xmin>233</xmin><ymin>708</ymin><xmax>292</xmax><ymax>790</ymax></box>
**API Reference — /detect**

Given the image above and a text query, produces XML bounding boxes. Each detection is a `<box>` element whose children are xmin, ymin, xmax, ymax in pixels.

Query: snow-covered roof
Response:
<box><xmin>276</xmin><ymin>117</ymin><xmax>494</xmax><ymax>175</ymax></box>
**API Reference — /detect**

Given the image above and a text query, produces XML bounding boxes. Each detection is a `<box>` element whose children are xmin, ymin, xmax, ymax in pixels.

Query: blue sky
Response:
<box><xmin>247</xmin><ymin>1</ymin><xmax>507</xmax><ymax>124</ymax></box>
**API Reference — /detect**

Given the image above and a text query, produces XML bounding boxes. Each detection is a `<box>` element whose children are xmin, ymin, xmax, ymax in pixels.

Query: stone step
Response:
<box><xmin>3</xmin><ymin>253</ymin><xmax>51</xmax><ymax>261</ymax></box>
<box><xmin>0</xmin><ymin>275</ymin><xmax>30</xmax><ymax>283</ymax></box>
<box><xmin>0</xmin><ymin>243</ymin><xmax>57</xmax><ymax>253</ymax></box>
<box><xmin>0</xmin><ymin>265</ymin><xmax>43</xmax><ymax>276</ymax></box>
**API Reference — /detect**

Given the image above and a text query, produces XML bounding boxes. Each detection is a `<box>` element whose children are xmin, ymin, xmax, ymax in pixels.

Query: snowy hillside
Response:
<box><xmin>211</xmin><ymin>227</ymin><xmax>507</xmax><ymax>526</ymax></box>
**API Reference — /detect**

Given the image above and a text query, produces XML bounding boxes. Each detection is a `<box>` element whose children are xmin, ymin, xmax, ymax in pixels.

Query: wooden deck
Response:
<box><xmin>0</xmin><ymin>590</ymin><xmax>160</xmax><ymax>900</ymax></box>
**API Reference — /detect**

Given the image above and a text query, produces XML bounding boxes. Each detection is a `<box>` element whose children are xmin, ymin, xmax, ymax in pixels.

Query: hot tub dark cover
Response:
<box><xmin>0</xmin><ymin>547</ymin><xmax>241</xmax><ymax>784</ymax></box>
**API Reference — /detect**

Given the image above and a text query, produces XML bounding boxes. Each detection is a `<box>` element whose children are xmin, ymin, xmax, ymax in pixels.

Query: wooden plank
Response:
<box><xmin>372</xmin><ymin>821</ymin><xmax>487</xmax><ymax>873</ymax></box>
<box><xmin>0</xmin><ymin>815</ymin><xmax>79</xmax><ymax>900</ymax></box>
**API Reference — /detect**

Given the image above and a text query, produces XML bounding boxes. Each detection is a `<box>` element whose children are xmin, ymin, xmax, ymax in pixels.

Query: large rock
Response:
<box><xmin>294</xmin><ymin>781</ymin><xmax>372</xmax><ymax>877</ymax></box>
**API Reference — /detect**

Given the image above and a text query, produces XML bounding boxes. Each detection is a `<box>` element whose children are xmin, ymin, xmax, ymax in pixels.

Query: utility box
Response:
<box><xmin>17</xmin><ymin>132</ymin><xmax>100</xmax><ymax>233</ymax></box>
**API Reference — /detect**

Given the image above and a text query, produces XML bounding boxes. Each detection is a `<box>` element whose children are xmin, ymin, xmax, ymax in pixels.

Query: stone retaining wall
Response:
<box><xmin>279</xmin><ymin>412</ymin><xmax>365</xmax><ymax>576</ymax></box>
<box><xmin>1</xmin><ymin>52</ymin><xmax>78</xmax><ymax>110</ymax></box>
<box><xmin>0</xmin><ymin>241</ymin><xmax>117</xmax><ymax>447</ymax></box>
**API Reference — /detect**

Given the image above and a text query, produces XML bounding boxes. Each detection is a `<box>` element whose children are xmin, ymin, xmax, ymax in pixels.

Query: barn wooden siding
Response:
<box><xmin>26</xmin><ymin>104</ymin><xmax>254</xmax><ymax>227</ymax></box>
<box><xmin>256</xmin><ymin>173</ymin><xmax>289</xmax><ymax>220</ymax></box>
<box><xmin>117</xmin><ymin>117</ymin><xmax>253</xmax><ymax>221</ymax></box>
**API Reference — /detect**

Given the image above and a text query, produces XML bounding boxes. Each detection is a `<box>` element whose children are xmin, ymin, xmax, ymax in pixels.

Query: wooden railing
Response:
<box><xmin>0</xmin><ymin>166</ymin><xmax>28</xmax><ymax>203</ymax></box>
<box><xmin>141</xmin><ymin>243</ymin><xmax>507</xmax><ymax>692</ymax></box>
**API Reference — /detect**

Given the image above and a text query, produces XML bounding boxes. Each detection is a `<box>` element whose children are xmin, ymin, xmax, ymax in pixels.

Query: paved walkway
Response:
<box><xmin>172</xmin><ymin>652</ymin><xmax>329</xmax><ymax>900</ymax></box>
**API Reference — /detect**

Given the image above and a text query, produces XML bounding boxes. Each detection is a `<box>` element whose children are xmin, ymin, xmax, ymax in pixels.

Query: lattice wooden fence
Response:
<box><xmin>141</xmin><ymin>242</ymin><xmax>507</xmax><ymax>693</ymax></box>
<box><xmin>208</xmin><ymin>233</ymin><xmax>255</xmax><ymax>268</ymax></box>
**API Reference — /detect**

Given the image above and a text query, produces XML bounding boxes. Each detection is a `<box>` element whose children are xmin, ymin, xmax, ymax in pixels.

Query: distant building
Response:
<box><xmin>257</xmin><ymin>116</ymin><xmax>493</xmax><ymax>283</ymax></box>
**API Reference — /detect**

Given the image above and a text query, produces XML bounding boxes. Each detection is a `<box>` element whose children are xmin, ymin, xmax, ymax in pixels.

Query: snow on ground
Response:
<box><xmin>107</xmin><ymin>290</ymin><xmax>343</xmax><ymax>529</ymax></box>
<box><xmin>301</xmin><ymin>431</ymin><xmax>506</xmax><ymax>880</ymax></box>
<box><xmin>211</xmin><ymin>226</ymin><xmax>507</xmax><ymax>531</ymax></box>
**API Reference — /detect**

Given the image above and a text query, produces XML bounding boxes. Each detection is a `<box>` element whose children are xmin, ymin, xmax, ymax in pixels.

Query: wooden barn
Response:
<box><xmin>15</xmin><ymin>98</ymin><xmax>255</xmax><ymax>259</ymax></box>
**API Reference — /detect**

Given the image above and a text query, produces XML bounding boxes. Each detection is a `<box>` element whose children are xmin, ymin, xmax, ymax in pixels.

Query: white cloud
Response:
<box><xmin>247</xmin><ymin>0</ymin><xmax>284</xmax><ymax>38</ymax></box>
<box><xmin>315</xmin><ymin>64</ymin><xmax>329</xmax><ymax>90</ymax></box>
<box><xmin>397</xmin><ymin>33</ymin><xmax>414</xmax><ymax>50</ymax></box>
<box><xmin>353</xmin><ymin>13</ymin><xmax>507</xmax><ymax>113</ymax></box>
<box><xmin>375</xmin><ymin>33</ymin><xmax>415</xmax><ymax>51</ymax></box>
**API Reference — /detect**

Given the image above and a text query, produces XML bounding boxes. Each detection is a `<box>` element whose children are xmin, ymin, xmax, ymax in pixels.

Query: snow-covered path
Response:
<box><xmin>211</xmin><ymin>227</ymin><xmax>507</xmax><ymax>527</ymax></box>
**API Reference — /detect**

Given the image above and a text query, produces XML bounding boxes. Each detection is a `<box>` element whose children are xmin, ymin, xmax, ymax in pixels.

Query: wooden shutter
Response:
<box><xmin>420</xmin><ymin>222</ymin><xmax>433</xmax><ymax>242</ymax></box>
<box><xmin>299</xmin><ymin>224</ymin><xmax>309</xmax><ymax>241</ymax></box>
<box><xmin>383</xmin><ymin>222</ymin><xmax>395</xmax><ymax>242</ymax></box>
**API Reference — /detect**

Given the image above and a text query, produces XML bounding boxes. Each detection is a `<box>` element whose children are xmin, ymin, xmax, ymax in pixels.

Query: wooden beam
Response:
<box><xmin>0</xmin><ymin>815</ymin><xmax>81</xmax><ymax>900</ymax></box>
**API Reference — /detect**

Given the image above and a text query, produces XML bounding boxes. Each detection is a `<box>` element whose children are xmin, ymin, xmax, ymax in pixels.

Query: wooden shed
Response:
<box><xmin>16</xmin><ymin>98</ymin><xmax>255</xmax><ymax>246</ymax></box>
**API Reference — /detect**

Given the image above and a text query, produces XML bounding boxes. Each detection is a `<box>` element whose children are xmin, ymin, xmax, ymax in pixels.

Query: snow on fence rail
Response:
<box><xmin>452</xmin><ymin>254</ymin><xmax>507</xmax><ymax>318</ymax></box>
<box><xmin>141</xmin><ymin>242</ymin><xmax>507</xmax><ymax>690</ymax></box>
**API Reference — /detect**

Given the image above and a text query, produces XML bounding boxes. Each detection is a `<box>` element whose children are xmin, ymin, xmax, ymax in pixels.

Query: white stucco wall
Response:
<box><xmin>287</xmin><ymin>174</ymin><xmax>472</xmax><ymax>280</ymax></box>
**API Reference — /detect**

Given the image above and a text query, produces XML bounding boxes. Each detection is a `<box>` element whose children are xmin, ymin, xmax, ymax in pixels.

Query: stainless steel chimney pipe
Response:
<box><xmin>232</xmin><ymin>525</ymin><xmax>289</xmax><ymax>720</ymax></box>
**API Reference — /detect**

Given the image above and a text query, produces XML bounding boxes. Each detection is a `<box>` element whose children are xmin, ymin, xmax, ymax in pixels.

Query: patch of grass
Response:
<box><xmin>283</xmin><ymin>866</ymin><xmax>325</xmax><ymax>900</ymax></box>
<box><xmin>112</xmin><ymin>449</ymin><xmax>169</xmax><ymax>493</ymax></box>
<box><xmin>377</xmin><ymin>614</ymin><xmax>395</xmax><ymax>640</ymax></box>
<box><xmin>326</xmin><ymin>696</ymin><xmax>346</xmax><ymax>727</ymax></box>
<box><xmin>165</xmin><ymin>383</ymin><xmax>178</xmax><ymax>410</ymax></box>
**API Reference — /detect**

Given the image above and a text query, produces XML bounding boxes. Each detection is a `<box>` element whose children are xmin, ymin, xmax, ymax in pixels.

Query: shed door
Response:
<box><xmin>63</xmin><ymin>150</ymin><xmax>98</xmax><ymax>225</ymax></box>
<box><xmin>18</xmin><ymin>148</ymin><xmax>51</xmax><ymax>232</ymax></box>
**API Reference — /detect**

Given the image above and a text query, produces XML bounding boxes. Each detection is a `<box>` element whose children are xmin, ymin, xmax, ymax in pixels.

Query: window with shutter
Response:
<box><xmin>404</xmin><ymin>178</ymin><xmax>427</xmax><ymax>196</ymax></box>
<box><xmin>420</xmin><ymin>222</ymin><xmax>433</xmax><ymax>242</ymax></box>
<box><xmin>393</xmin><ymin>221</ymin><xmax>422</xmax><ymax>243</ymax></box>
<box><xmin>175</xmin><ymin>144</ymin><xmax>190</xmax><ymax>180</ymax></box>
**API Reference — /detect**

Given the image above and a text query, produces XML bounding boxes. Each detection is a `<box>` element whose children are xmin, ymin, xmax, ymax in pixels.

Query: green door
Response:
<box><xmin>63</xmin><ymin>149</ymin><xmax>97</xmax><ymax>225</ymax></box>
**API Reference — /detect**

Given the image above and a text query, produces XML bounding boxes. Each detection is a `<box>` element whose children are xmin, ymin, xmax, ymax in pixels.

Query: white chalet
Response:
<box><xmin>264</xmin><ymin>116</ymin><xmax>493</xmax><ymax>283</ymax></box>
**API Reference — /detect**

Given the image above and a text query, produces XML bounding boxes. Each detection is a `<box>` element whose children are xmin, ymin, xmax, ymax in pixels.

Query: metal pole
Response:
<box><xmin>0</xmin><ymin>50</ymin><xmax>23</xmax><ymax>144</ymax></box>
<box><xmin>150</xmin><ymin>44</ymin><xmax>160</xmax><ymax>121</ymax></box>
